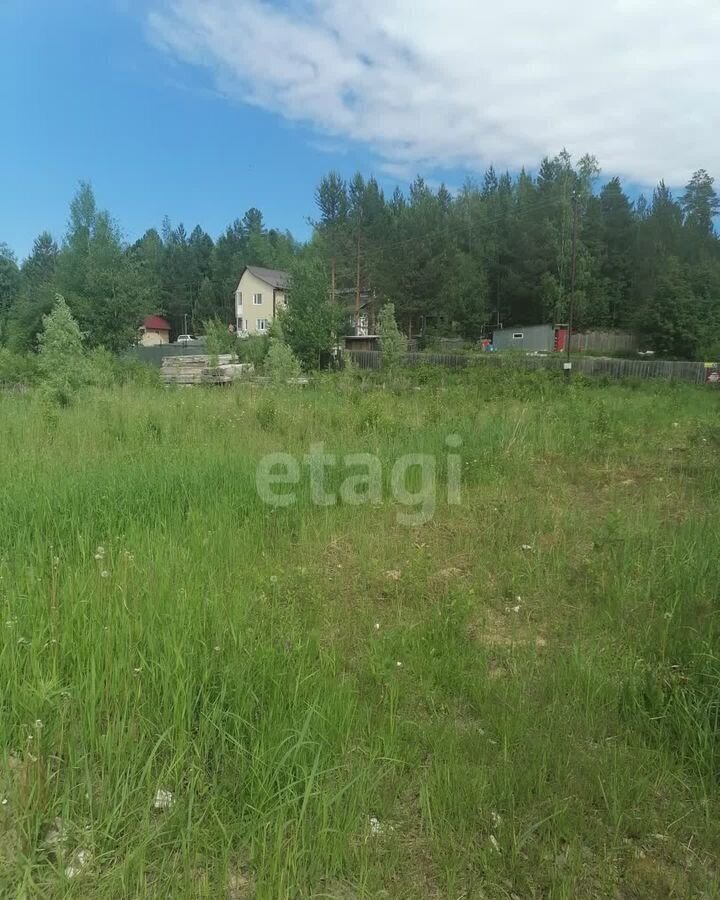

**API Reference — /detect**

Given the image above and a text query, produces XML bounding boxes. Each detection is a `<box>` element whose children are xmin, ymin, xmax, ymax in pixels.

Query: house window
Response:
<box><xmin>256</xmin><ymin>318</ymin><xmax>268</xmax><ymax>332</ymax></box>
<box><xmin>512</xmin><ymin>332</ymin><xmax>524</xmax><ymax>340</ymax></box>
<box><xmin>253</xmin><ymin>293</ymin><xmax>263</xmax><ymax>305</ymax></box>
<box><xmin>236</xmin><ymin>317</ymin><xmax>243</xmax><ymax>333</ymax></box>
<box><xmin>236</xmin><ymin>291</ymin><xmax>242</xmax><ymax>308</ymax></box>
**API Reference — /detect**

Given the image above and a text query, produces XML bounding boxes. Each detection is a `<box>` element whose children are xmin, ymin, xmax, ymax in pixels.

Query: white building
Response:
<box><xmin>235</xmin><ymin>266</ymin><xmax>289</xmax><ymax>336</ymax></box>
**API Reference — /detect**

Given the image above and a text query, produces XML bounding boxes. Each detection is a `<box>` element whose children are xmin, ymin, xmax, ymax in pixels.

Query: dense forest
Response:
<box><xmin>1</xmin><ymin>151</ymin><xmax>719</xmax><ymax>359</ymax></box>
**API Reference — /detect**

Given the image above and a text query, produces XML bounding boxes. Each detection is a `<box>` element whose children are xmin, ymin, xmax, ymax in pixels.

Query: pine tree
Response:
<box><xmin>37</xmin><ymin>294</ymin><xmax>86</xmax><ymax>405</ymax></box>
<box><xmin>682</xmin><ymin>170</ymin><xmax>719</xmax><ymax>237</ymax></box>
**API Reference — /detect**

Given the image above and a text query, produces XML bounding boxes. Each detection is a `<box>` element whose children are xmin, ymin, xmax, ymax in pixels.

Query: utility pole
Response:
<box><xmin>355</xmin><ymin>214</ymin><xmax>362</xmax><ymax>323</ymax></box>
<box><xmin>565</xmin><ymin>191</ymin><xmax>579</xmax><ymax>379</ymax></box>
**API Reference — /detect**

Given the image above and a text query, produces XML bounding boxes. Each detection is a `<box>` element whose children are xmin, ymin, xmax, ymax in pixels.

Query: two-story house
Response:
<box><xmin>235</xmin><ymin>266</ymin><xmax>289</xmax><ymax>336</ymax></box>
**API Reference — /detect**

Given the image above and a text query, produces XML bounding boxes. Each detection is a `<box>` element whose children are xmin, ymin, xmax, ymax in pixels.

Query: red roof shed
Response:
<box><xmin>143</xmin><ymin>315</ymin><xmax>171</xmax><ymax>332</ymax></box>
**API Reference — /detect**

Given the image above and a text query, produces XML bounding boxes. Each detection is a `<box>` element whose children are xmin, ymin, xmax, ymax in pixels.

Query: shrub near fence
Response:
<box><xmin>343</xmin><ymin>350</ymin><xmax>708</xmax><ymax>384</ymax></box>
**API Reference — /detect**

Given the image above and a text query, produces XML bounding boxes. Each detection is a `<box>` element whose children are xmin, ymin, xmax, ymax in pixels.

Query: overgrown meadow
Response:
<box><xmin>1</xmin><ymin>367</ymin><xmax>719</xmax><ymax>898</ymax></box>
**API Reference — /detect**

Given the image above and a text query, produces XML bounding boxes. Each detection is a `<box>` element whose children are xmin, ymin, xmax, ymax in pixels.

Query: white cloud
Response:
<box><xmin>147</xmin><ymin>0</ymin><xmax>720</xmax><ymax>185</ymax></box>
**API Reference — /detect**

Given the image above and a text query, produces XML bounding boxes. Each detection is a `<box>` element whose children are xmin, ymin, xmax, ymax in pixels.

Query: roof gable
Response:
<box><xmin>143</xmin><ymin>315</ymin><xmax>171</xmax><ymax>331</ymax></box>
<box><xmin>239</xmin><ymin>266</ymin><xmax>290</xmax><ymax>290</ymax></box>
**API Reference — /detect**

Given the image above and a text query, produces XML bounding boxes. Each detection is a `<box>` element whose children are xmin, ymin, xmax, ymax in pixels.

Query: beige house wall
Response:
<box><xmin>235</xmin><ymin>271</ymin><xmax>286</xmax><ymax>335</ymax></box>
<box><xmin>140</xmin><ymin>329</ymin><xmax>170</xmax><ymax>347</ymax></box>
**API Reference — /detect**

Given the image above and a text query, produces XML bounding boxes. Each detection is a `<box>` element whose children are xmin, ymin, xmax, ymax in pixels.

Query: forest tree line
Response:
<box><xmin>1</xmin><ymin>150</ymin><xmax>719</xmax><ymax>359</ymax></box>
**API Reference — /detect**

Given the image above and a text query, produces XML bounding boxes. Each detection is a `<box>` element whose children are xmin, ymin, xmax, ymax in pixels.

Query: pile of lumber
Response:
<box><xmin>160</xmin><ymin>355</ymin><xmax>254</xmax><ymax>386</ymax></box>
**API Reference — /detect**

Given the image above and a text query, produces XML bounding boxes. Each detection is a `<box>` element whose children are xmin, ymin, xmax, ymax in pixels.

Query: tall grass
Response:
<box><xmin>0</xmin><ymin>370</ymin><xmax>719</xmax><ymax>897</ymax></box>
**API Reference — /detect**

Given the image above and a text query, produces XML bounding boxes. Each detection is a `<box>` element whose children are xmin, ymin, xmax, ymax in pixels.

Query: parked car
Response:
<box><xmin>175</xmin><ymin>334</ymin><xmax>199</xmax><ymax>344</ymax></box>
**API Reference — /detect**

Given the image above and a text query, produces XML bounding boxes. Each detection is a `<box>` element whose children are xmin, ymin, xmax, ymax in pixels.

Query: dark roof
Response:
<box><xmin>244</xmin><ymin>266</ymin><xmax>290</xmax><ymax>290</ymax></box>
<box><xmin>143</xmin><ymin>315</ymin><xmax>171</xmax><ymax>331</ymax></box>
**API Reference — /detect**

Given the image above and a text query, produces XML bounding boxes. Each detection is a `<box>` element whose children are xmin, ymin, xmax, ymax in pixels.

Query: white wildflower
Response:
<box><xmin>396</xmin><ymin>661</ymin><xmax>403</xmax><ymax>668</ymax></box>
<box><xmin>369</xmin><ymin>816</ymin><xmax>384</xmax><ymax>835</ymax></box>
<box><xmin>154</xmin><ymin>788</ymin><xmax>175</xmax><ymax>810</ymax></box>
<box><xmin>489</xmin><ymin>834</ymin><xmax>501</xmax><ymax>854</ymax></box>
<box><xmin>65</xmin><ymin>848</ymin><xmax>92</xmax><ymax>879</ymax></box>
<box><xmin>521</xmin><ymin>544</ymin><xmax>533</xmax><ymax>552</ymax></box>
<box><xmin>374</xmin><ymin>622</ymin><xmax>380</xmax><ymax>631</ymax></box>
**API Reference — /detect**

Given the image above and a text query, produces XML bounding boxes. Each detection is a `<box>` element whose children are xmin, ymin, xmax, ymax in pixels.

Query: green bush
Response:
<box><xmin>86</xmin><ymin>348</ymin><xmax>159</xmax><ymax>388</ymax></box>
<box><xmin>378</xmin><ymin>302</ymin><xmax>407</xmax><ymax>372</ymax></box>
<box><xmin>266</xmin><ymin>338</ymin><xmax>302</xmax><ymax>384</ymax></box>
<box><xmin>0</xmin><ymin>348</ymin><xmax>38</xmax><ymax>387</ymax></box>
<box><xmin>204</xmin><ymin>318</ymin><xmax>237</xmax><ymax>367</ymax></box>
<box><xmin>236</xmin><ymin>334</ymin><xmax>269</xmax><ymax>369</ymax></box>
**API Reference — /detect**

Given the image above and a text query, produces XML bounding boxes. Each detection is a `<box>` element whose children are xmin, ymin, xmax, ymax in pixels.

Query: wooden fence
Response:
<box><xmin>569</xmin><ymin>330</ymin><xmax>639</xmax><ymax>354</ymax></box>
<box><xmin>343</xmin><ymin>350</ymin><xmax>709</xmax><ymax>384</ymax></box>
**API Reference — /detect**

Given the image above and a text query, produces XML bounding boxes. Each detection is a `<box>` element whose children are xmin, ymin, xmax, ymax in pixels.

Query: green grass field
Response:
<box><xmin>1</xmin><ymin>368</ymin><xmax>719</xmax><ymax>898</ymax></box>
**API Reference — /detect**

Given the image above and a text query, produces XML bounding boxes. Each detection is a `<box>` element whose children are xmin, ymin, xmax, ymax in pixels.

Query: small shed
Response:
<box><xmin>140</xmin><ymin>315</ymin><xmax>171</xmax><ymax>347</ymax></box>
<box><xmin>492</xmin><ymin>324</ymin><xmax>555</xmax><ymax>352</ymax></box>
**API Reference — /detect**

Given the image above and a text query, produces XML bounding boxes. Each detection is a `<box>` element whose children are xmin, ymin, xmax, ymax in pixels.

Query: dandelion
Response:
<box><xmin>374</xmin><ymin>622</ymin><xmax>380</xmax><ymax>631</ymax></box>
<box><xmin>214</xmin><ymin>645</ymin><xmax>221</xmax><ymax>652</ymax></box>
<box><xmin>100</xmin><ymin>570</ymin><xmax>109</xmax><ymax>579</ymax></box>
<box><xmin>94</xmin><ymin>546</ymin><xmax>105</xmax><ymax>560</ymax></box>
<box><xmin>396</xmin><ymin>661</ymin><xmax>403</xmax><ymax>668</ymax></box>
<box><xmin>1</xmin><ymin>798</ymin><xmax>7</xmax><ymax>806</ymax></box>
<box><xmin>34</xmin><ymin>719</ymin><xmax>43</xmax><ymax>730</ymax></box>
<box><xmin>133</xmin><ymin>667</ymin><xmax>142</xmax><ymax>675</ymax></box>
<box><xmin>269</xmin><ymin>575</ymin><xmax>278</xmax><ymax>584</ymax></box>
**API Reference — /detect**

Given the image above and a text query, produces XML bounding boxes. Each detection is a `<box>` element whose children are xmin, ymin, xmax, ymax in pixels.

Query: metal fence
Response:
<box><xmin>343</xmin><ymin>350</ymin><xmax>709</xmax><ymax>384</ymax></box>
<box><xmin>130</xmin><ymin>340</ymin><xmax>207</xmax><ymax>367</ymax></box>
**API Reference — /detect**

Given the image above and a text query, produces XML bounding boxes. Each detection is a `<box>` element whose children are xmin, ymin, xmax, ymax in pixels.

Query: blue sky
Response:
<box><xmin>0</xmin><ymin>0</ymin><xmax>378</xmax><ymax>259</ymax></box>
<box><xmin>2</xmin><ymin>0</ymin><xmax>717</xmax><ymax>261</ymax></box>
